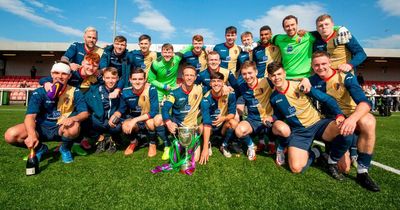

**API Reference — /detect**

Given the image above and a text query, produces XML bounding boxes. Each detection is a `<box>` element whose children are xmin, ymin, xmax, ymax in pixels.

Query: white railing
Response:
<box><xmin>0</xmin><ymin>87</ymin><xmax>37</xmax><ymax>106</ymax></box>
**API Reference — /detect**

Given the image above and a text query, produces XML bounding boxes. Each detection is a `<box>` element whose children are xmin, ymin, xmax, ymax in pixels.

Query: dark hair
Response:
<box><xmin>225</xmin><ymin>26</ymin><xmax>237</xmax><ymax>35</ymax></box>
<box><xmin>312</xmin><ymin>50</ymin><xmax>331</xmax><ymax>60</ymax></box>
<box><xmin>315</xmin><ymin>14</ymin><xmax>333</xmax><ymax>25</ymax></box>
<box><xmin>138</xmin><ymin>34</ymin><xmax>151</xmax><ymax>42</ymax></box>
<box><xmin>130</xmin><ymin>67</ymin><xmax>146</xmax><ymax>78</ymax></box>
<box><xmin>162</xmin><ymin>43</ymin><xmax>174</xmax><ymax>51</ymax></box>
<box><xmin>210</xmin><ymin>71</ymin><xmax>225</xmax><ymax>80</ymax></box>
<box><xmin>114</xmin><ymin>35</ymin><xmax>127</xmax><ymax>43</ymax></box>
<box><xmin>282</xmin><ymin>15</ymin><xmax>298</xmax><ymax>27</ymax></box>
<box><xmin>259</xmin><ymin>25</ymin><xmax>272</xmax><ymax>32</ymax></box>
<box><xmin>267</xmin><ymin>61</ymin><xmax>284</xmax><ymax>75</ymax></box>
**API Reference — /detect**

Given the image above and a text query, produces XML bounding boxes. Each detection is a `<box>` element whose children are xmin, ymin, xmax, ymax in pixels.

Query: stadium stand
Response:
<box><xmin>0</xmin><ymin>75</ymin><xmax>41</xmax><ymax>102</ymax></box>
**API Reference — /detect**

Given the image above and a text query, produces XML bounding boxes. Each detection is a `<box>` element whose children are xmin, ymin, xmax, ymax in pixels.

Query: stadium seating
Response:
<box><xmin>0</xmin><ymin>75</ymin><xmax>42</xmax><ymax>101</ymax></box>
<box><xmin>365</xmin><ymin>80</ymin><xmax>400</xmax><ymax>87</ymax></box>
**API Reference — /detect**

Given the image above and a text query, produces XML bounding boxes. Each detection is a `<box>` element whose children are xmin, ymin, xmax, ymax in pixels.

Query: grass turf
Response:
<box><xmin>0</xmin><ymin>105</ymin><xmax>399</xmax><ymax>209</ymax></box>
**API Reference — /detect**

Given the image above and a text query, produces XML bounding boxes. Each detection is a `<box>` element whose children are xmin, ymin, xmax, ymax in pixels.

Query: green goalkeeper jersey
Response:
<box><xmin>272</xmin><ymin>32</ymin><xmax>316</xmax><ymax>79</ymax></box>
<box><xmin>147</xmin><ymin>45</ymin><xmax>193</xmax><ymax>101</ymax></box>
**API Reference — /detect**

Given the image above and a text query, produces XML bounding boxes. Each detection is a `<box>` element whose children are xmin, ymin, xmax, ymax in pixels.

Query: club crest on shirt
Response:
<box><xmin>335</xmin><ymin>83</ymin><xmax>341</xmax><ymax>90</ymax></box>
<box><xmin>65</xmin><ymin>97</ymin><xmax>70</xmax><ymax>104</ymax></box>
<box><xmin>194</xmin><ymin>94</ymin><xmax>198</xmax><ymax>100</ymax></box>
<box><xmin>295</xmin><ymin>91</ymin><xmax>300</xmax><ymax>99</ymax></box>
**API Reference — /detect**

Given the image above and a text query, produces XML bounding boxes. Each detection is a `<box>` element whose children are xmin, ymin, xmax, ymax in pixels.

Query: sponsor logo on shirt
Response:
<box><xmin>287</xmin><ymin>45</ymin><xmax>293</xmax><ymax>54</ymax></box>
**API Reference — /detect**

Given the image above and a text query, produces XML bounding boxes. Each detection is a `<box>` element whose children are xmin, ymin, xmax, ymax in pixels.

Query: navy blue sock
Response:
<box><xmin>350</xmin><ymin>134</ymin><xmax>358</xmax><ymax>157</ymax></box>
<box><xmin>61</xmin><ymin>136</ymin><xmax>73</xmax><ymax>150</ymax></box>
<box><xmin>301</xmin><ymin>149</ymin><xmax>316</xmax><ymax>173</ymax></box>
<box><xmin>357</xmin><ymin>152</ymin><xmax>373</xmax><ymax>173</ymax></box>
<box><xmin>156</xmin><ymin>126</ymin><xmax>170</xmax><ymax>147</ymax></box>
<box><xmin>223</xmin><ymin>128</ymin><xmax>234</xmax><ymax>147</ymax></box>
<box><xmin>240</xmin><ymin>135</ymin><xmax>254</xmax><ymax>147</ymax></box>
<box><xmin>329</xmin><ymin>135</ymin><xmax>352</xmax><ymax>161</ymax></box>
<box><xmin>148</xmin><ymin>130</ymin><xmax>157</xmax><ymax>145</ymax></box>
<box><xmin>276</xmin><ymin>135</ymin><xmax>288</xmax><ymax>151</ymax></box>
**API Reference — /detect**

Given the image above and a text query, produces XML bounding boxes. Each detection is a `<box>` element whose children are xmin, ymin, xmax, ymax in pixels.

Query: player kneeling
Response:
<box><xmin>200</xmin><ymin>72</ymin><xmax>238</xmax><ymax>164</ymax></box>
<box><xmin>235</xmin><ymin>61</ymin><xmax>291</xmax><ymax>161</ymax></box>
<box><xmin>119</xmin><ymin>67</ymin><xmax>160</xmax><ymax>157</ymax></box>
<box><xmin>268</xmin><ymin>61</ymin><xmax>351</xmax><ymax>178</ymax></box>
<box><xmin>4</xmin><ymin>62</ymin><xmax>89</xmax><ymax>163</ymax></box>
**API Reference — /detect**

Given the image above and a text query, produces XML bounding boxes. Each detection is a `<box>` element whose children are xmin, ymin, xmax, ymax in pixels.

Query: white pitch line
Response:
<box><xmin>313</xmin><ymin>140</ymin><xmax>400</xmax><ymax>175</ymax></box>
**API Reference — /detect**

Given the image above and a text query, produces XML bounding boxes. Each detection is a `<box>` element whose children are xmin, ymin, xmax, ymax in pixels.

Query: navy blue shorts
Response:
<box><xmin>245</xmin><ymin>118</ymin><xmax>271</xmax><ymax>135</ymax></box>
<box><xmin>236</xmin><ymin>96</ymin><xmax>245</xmax><ymax>105</ymax></box>
<box><xmin>211</xmin><ymin>125</ymin><xmax>223</xmax><ymax>135</ymax></box>
<box><xmin>36</xmin><ymin>123</ymin><xmax>61</xmax><ymax>142</ymax></box>
<box><xmin>288</xmin><ymin>118</ymin><xmax>332</xmax><ymax>151</ymax></box>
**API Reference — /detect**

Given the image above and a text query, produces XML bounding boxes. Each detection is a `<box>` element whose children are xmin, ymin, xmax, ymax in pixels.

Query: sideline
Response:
<box><xmin>314</xmin><ymin>140</ymin><xmax>400</xmax><ymax>175</ymax></box>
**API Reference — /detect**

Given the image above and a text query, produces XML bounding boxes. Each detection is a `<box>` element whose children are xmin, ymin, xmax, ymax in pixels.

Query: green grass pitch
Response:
<box><xmin>0</xmin><ymin>105</ymin><xmax>399</xmax><ymax>209</ymax></box>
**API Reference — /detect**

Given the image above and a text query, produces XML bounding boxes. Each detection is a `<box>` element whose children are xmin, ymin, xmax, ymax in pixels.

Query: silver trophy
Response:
<box><xmin>177</xmin><ymin>127</ymin><xmax>196</xmax><ymax>171</ymax></box>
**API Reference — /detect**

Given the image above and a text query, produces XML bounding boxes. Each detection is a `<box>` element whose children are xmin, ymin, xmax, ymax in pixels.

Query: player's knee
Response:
<box><xmin>62</xmin><ymin>124</ymin><xmax>80</xmax><ymax>139</ymax></box>
<box><xmin>358</xmin><ymin>114</ymin><xmax>376</xmax><ymax>131</ymax></box>
<box><xmin>228</xmin><ymin>119</ymin><xmax>238</xmax><ymax>128</ymax></box>
<box><xmin>4</xmin><ymin>128</ymin><xmax>18</xmax><ymax>144</ymax></box>
<box><xmin>146</xmin><ymin>119</ymin><xmax>155</xmax><ymax>130</ymax></box>
<box><xmin>289</xmin><ymin>163</ymin><xmax>303</xmax><ymax>174</ymax></box>
<box><xmin>153</xmin><ymin>115</ymin><xmax>163</xmax><ymax>127</ymax></box>
<box><xmin>273</xmin><ymin>121</ymin><xmax>291</xmax><ymax>137</ymax></box>
<box><xmin>235</xmin><ymin>125</ymin><xmax>246</xmax><ymax>138</ymax></box>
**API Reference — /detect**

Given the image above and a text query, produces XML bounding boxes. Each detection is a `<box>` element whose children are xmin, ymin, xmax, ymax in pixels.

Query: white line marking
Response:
<box><xmin>314</xmin><ymin>140</ymin><xmax>400</xmax><ymax>175</ymax></box>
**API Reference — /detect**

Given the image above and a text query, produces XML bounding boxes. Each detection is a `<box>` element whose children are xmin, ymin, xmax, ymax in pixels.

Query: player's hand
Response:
<box><xmin>44</xmin><ymin>82</ymin><xmax>53</xmax><ymax>92</ymax></box>
<box><xmin>108</xmin><ymin>116</ymin><xmax>117</xmax><ymax>128</ymax></box>
<box><xmin>199</xmin><ymin>149</ymin><xmax>209</xmax><ymax>165</ymax></box>
<box><xmin>297</xmin><ymin>29</ymin><xmax>307</xmax><ymax>37</ymax></box>
<box><xmin>337</xmin><ymin>64</ymin><xmax>353</xmax><ymax>73</ymax></box>
<box><xmin>222</xmin><ymin>85</ymin><xmax>234</xmax><ymax>95</ymax></box>
<box><xmin>335</xmin><ymin>115</ymin><xmax>345</xmax><ymax>127</ymax></box>
<box><xmin>205</xmin><ymin>46</ymin><xmax>213</xmax><ymax>54</ymax></box>
<box><xmin>339</xmin><ymin>117</ymin><xmax>357</xmax><ymax>136</ymax></box>
<box><xmin>166</xmin><ymin>121</ymin><xmax>177</xmax><ymax>135</ymax></box>
<box><xmin>24</xmin><ymin>134</ymin><xmax>39</xmax><ymax>149</ymax></box>
<box><xmin>59</xmin><ymin>117</ymin><xmax>76</xmax><ymax>128</ymax></box>
<box><xmin>212</xmin><ymin>115</ymin><xmax>225</xmax><ymax>126</ymax></box>
<box><xmin>69</xmin><ymin>63</ymin><xmax>81</xmax><ymax>71</ymax></box>
<box><xmin>334</xmin><ymin>26</ymin><xmax>352</xmax><ymax>45</ymax></box>
<box><xmin>123</xmin><ymin>118</ymin><xmax>137</xmax><ymax>134</ymax></box>
<box><xmin>109</xmin><ymin>89</ymin><xmax>121</xmax><ymax>99</ymax></box>
<box><xmin>299</xmin><ymin>78</ymin><xmax>311</xmax><ymax>93</ymax></box>
<box><xmin>262</xmin><ymin>116</ymin><xmax>273</xmax><ymax>128</ymax></box>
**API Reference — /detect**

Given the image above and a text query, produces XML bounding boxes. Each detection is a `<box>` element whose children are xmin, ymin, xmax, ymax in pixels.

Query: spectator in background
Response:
<box><xmin>19</xmin><ymin>80</ymin><xmax>30</xmax><ymax>88</ymax></box>
<box><xmin>357</xmin><ymin>72</ymin><xmax>365</xmax><ymax>86</ymax></box>
<box><xmin>394</xmin><ymin>86</ymin><xmax>400</xmax><ymax>112</ymax></box>
<box><xmin>365</xmin><ymin>85</ymin><xmax>376</xmax><ymax>112</ymax></box>
<box><xmin>30</xmin><ymin>66</ymin><xmax>37</xmax><ymax>79</ymax></box>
